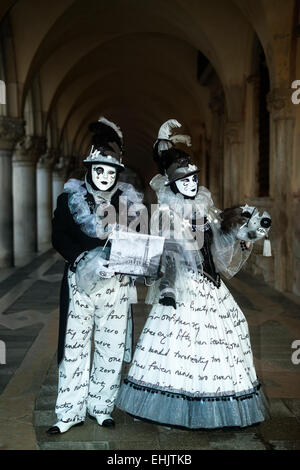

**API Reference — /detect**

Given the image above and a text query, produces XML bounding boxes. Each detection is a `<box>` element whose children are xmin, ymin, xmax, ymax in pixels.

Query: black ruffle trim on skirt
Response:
<box><xmin>116</xmin><ymin>378</ymin><xmax>270</xmax><ymax>429</ymax></box>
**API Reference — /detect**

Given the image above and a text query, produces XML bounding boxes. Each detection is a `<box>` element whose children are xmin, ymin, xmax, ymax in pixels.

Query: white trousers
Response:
<box><xmin>55</xmin><ymin>269</ymin><xmax>132</xmax><ymax>425</ymax></box>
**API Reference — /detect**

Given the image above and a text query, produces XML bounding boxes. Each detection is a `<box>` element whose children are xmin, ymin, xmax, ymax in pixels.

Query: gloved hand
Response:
<box><xmin>70</xmin><ymin>251</ymin><xmax>88</xmax><ymax>273</ymax></box>
<box><xmin>159</xmin><ymin>294</ymin><xmax>176</xmax><ymax>309</ymax></box>
<box><xmin>75</xmin><ymin>247</ymin><xmax>114</xmax><ymax>295</ymax></box>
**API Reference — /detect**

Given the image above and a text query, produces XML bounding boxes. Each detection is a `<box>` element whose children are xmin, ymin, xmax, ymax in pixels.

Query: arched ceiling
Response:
<box><xmin>2</xmin><ymin>0</ymin><xmax>295</xmax><ymax>181</ymax></box>
<box><xmin>0</xmin><ymin>0</ymin><xmax>16</xmax><ymax>22</ymax></box>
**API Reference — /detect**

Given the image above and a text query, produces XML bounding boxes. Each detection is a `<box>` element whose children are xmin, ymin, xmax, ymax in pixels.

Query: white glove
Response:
<box><xmin>75</xmin><ymin>247</ymin><xmax>114</xmax><ymax>295</ymax></box>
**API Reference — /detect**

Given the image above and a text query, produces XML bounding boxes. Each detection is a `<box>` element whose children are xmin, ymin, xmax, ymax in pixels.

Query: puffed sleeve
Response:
<box><xmin>208</xmin><ymin>203</ymin><xmax>252</xmax><ymax>279</ymax></box>
<box><xmin>52</xmin><ymin>193</ymin><xmax>83</xmax><ymax>265</ymax></box>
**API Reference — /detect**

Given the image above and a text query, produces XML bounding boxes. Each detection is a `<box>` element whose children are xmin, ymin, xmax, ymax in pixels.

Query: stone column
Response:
<box><xmin>244</xmin><ymin>75</ymin><xmax>260</xmax><ymax>198</ymax></box>
<box><xmin>267</xmin><ymin>88</ymin><xmax>296</xmax><ymax>292</ymax></box>
<box><xmin>37</xmin><ymin>148</ymin><xmax>54</xmax><ymax>252</ymax></box>
<box><xmin>12</xmin><ymin>135</ymin><xmax>46</xmax><ymax>266</ymax></box>
<box><xmin>223</xmin><ymin>122</ymin><xmax>244</xmax><ymax>208</ymax></box>
<box><xmin>52</xmin><ymin>156</ymin><xmax>66</xmax><ymax>212</ymax></box>
<box><xmin>209</xmin><ymin>93</ymin><xmax>224</xmax><ymax>208</ymax></box>
<box><xmin>0</xmin><ymin>116</ymin><xmax>24</xmax><ymax>267</ymax></box>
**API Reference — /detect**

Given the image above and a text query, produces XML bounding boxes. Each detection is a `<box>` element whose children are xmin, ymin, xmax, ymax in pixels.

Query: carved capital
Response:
<box><xmin>0</xmin><ymin>116</ymin><xmax>25</xmax><ymax>150</ymax></box>
<box><xmin>13</xmin><ymin>135</ymin><xmax>47</xmax><ymax>165</ymax></box>
<box><xmin>247</xmin><ymin>74</ymin><xmax>260</xmax><ymax>95</ymax></box>
<box><xmin>53</xmin><ymin>155</ymin><xmax>66</xmax><ymax>178</ymax></box>
<box><xmin>37</xmin><ymin>147</ymin><xmax>56</xmax><ymax>169</ymax></box>
<box><xmin>267</xmin><ymin>88</ymin><xmax>296</xmax><ymax>120</ymax></box>
<box><xmin>224</xmin><ymin>121</ymin><xmax>244</xmax><ymax>144</ymax></box>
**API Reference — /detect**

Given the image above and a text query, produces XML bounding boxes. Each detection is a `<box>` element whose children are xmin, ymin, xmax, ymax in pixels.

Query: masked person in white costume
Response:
<box><xmin>116</xmin><ymin>120</ymin><xmax>271</xmax><ymax>429</ymax></box>
<box><xmin>47</xmin><ymin>118</ymin><xmax>144</xmax><ymax>434</ymax></box>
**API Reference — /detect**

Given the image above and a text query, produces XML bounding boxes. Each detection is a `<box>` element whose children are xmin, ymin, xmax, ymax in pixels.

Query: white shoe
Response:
<box><xmin>88</xmin><ymin>413</ymin><xmax>115</xmax><ymax>427</ymax></box>
<box><xmin>46</xmin><ymin>420</ymin><xmax>84</xmax><ymax>434</ymax></box>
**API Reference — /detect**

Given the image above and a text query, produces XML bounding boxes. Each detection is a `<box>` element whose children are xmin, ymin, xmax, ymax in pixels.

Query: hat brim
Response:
<box><xmin>83</xmin><ymin>160</ymin><xmax>125</xmax><ymax>171</ymax></box>
<box><xmin>165</xmin><ymin>168</ymin><xmax>201</xmax><ymax>186</ymax></box>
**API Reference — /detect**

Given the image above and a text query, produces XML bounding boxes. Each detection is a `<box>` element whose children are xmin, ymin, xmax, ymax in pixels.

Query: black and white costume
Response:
<box><xmin>48</xmin><ymin>118</ymin><xmax>143</xmax><ymax>434</ymax></box>
<box><xmin>116</xmin><ymin>120</ymin><xmax>270</xmax><ymax>429</ymax></box>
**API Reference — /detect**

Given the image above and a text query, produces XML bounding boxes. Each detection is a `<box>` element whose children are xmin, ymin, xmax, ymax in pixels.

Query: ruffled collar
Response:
<box><xmin>63</xmin><ymin>178</ymin><xmax>143</xmax><ymax>238</ymax></box>
<box><xmin>149</xmin><ymin>174</ymin><xmax>215</xmax><ymax>219</ymax></box>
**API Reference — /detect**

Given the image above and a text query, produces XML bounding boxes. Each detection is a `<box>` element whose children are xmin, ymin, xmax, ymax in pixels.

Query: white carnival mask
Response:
<box><xmin>91</xmin><ymin>163</ymin><xmax>117</xmax><ymax>191</ymax></box>
<box><xmin>175</xmin><ymin>174</ymin><xmax>198</xmax><ymax>198</ymax></box>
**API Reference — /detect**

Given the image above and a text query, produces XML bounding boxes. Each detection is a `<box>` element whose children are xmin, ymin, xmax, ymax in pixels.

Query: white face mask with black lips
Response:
<box><xmin>91</xmin><ymin>164</ymin><xmax>117</xmax><ymax>191</ymax></box>
<box><xmin>175</xmin><ymin>174</ymin><xmax>198</xmax><ymax>198</ymax></box>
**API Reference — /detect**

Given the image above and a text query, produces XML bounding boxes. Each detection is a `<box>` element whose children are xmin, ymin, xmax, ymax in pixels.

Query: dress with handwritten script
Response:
<box><xmin>116</xmin><ymin>174</ymin><xmax>270</xmax><ymax>429</ymax></box>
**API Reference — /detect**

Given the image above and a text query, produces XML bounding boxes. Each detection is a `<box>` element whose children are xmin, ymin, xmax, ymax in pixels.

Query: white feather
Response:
<box><xmin>158</xmin><ymin>119</ymin><xmax>181</xmax><ymax>139</ymax></box>
<box><xmin>169</xmin><ymin>134</ymin><xmax>192</xmax><ymax>147</ymax></box>
<box><xmin>98</xmin><ymin>116</ymin><xmax>123</xmax><ymax>142</ymax></box>
<box><xmin>157</xmin><ymin>140</ymin><xmax>173</xmax><ymax>154</ymax></box>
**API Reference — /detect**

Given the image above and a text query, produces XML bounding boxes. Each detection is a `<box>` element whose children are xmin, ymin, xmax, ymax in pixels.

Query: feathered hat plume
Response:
<box><xmin>83</xmin><ymin>116</ymin><xmax>125</xmax><ymax>170</ymax></box>
<box><xmin>89</xmin><ymin>116</ymin><xmax>123</xmax><ymax>153</ymax></box>
<box><xmin>153</xmin><ymin>119</ymin><xmax>199</xmax><ymax>185</ymax></box>
<box><xmin>157</xmin><ymin>119</ymin><xmax>191</xmax><ymax>146</ymax></box>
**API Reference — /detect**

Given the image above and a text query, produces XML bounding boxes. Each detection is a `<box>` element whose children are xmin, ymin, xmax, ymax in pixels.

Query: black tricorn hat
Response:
<box><xmin>83</xmin><ymin>117</ymin><xmax>125</xmax><ymax>171</ymax></box>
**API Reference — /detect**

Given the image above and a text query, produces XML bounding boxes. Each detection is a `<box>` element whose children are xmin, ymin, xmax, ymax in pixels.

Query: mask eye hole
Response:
<box><xmin>242</xmin><ymin>211</ymin><xmax>252</xmax><ymax>218</ymax></box>
<box><xmin>261</xmin><ymin>217</ymin><xmax>272</xmax><ymax>228</ymax></box>
<box><xmin>94</xmin><ymin>166</ymin><xmax>104</xmax><ymax>175</ymax></box>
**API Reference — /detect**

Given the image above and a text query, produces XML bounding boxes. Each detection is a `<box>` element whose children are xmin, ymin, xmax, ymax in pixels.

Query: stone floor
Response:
<box><xmin>0</xmin><ymin>250</ymin><xmax>300</xmax><ymax>450</ymax></box>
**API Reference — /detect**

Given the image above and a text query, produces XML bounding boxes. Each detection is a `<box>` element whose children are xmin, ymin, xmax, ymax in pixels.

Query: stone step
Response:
<box><xmin>38</xmin><ymin>441</ymin><xmax>110</xmax><ymax>450</ymax></box>
<box><xmin>3</xmin><ymin>348</ymin><xmax>29</xmax><ymax>360</ymax></box>
<box><xmin>40</xmin><ymin>383</ymin><xmax>57</xmax><ymax>394</ymax></box>
<box><xmin>4</xmin><ymin>341</ymin><xmax>33</xmax><ymax>349</ymax></box>
<box><xmin>45</xmin><ymin>361</ymin><xmax>58</xmax><ymax>372</ymax></box>
<box><xmin>47</xmin><ymin>356</ymin><xmax>58</xmax><ymax>370</ymax></box>
<box><xmin>43</xmin><ymin>374</ymin><xmax>58</xmax><ymax>386</ymax></box>
<box><xmin>35</xmin><ymin>394</ymin><xmax>56</xmax><ymax>410</ymax></box>
<box><xmin>0</xmin><ymin>367</ymin><xmax>18</xmax><ymax>376</ymax></box>
<box><xmin>35</xmin><ymin>424</ymin><xmax>107</xmax><ymax>445</ymax></box>
<box><xmin>34</xmin><ymin>409</ymin><xmax>56</xmax><ymax>427</ymax></box>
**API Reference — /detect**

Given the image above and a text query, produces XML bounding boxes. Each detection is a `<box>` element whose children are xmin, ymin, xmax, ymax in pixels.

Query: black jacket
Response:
<box><xmin>52</xmin><ymin>192</ymin><xmax>108</xmax><ymax>264</ymax></box>
<box><xmin>52</xmin><ymin>190</ymin><xmax>107</xmax><ymax>364</ymax></box>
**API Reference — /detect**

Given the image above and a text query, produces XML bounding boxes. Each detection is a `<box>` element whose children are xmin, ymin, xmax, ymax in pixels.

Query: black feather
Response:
<box><xmin>220</xmin><ymin>206</ymin><xmax>246</xmax><ymax>233</ymax></box>
<box><xmin>89</xmin><ymin>121</ymin><xmax>122</xmax><ymax>151</ymax></box>
<box><xmin>153</xmin><ymin>146</ymin><xmax>190</xmax><ymax>175</ymax></box>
